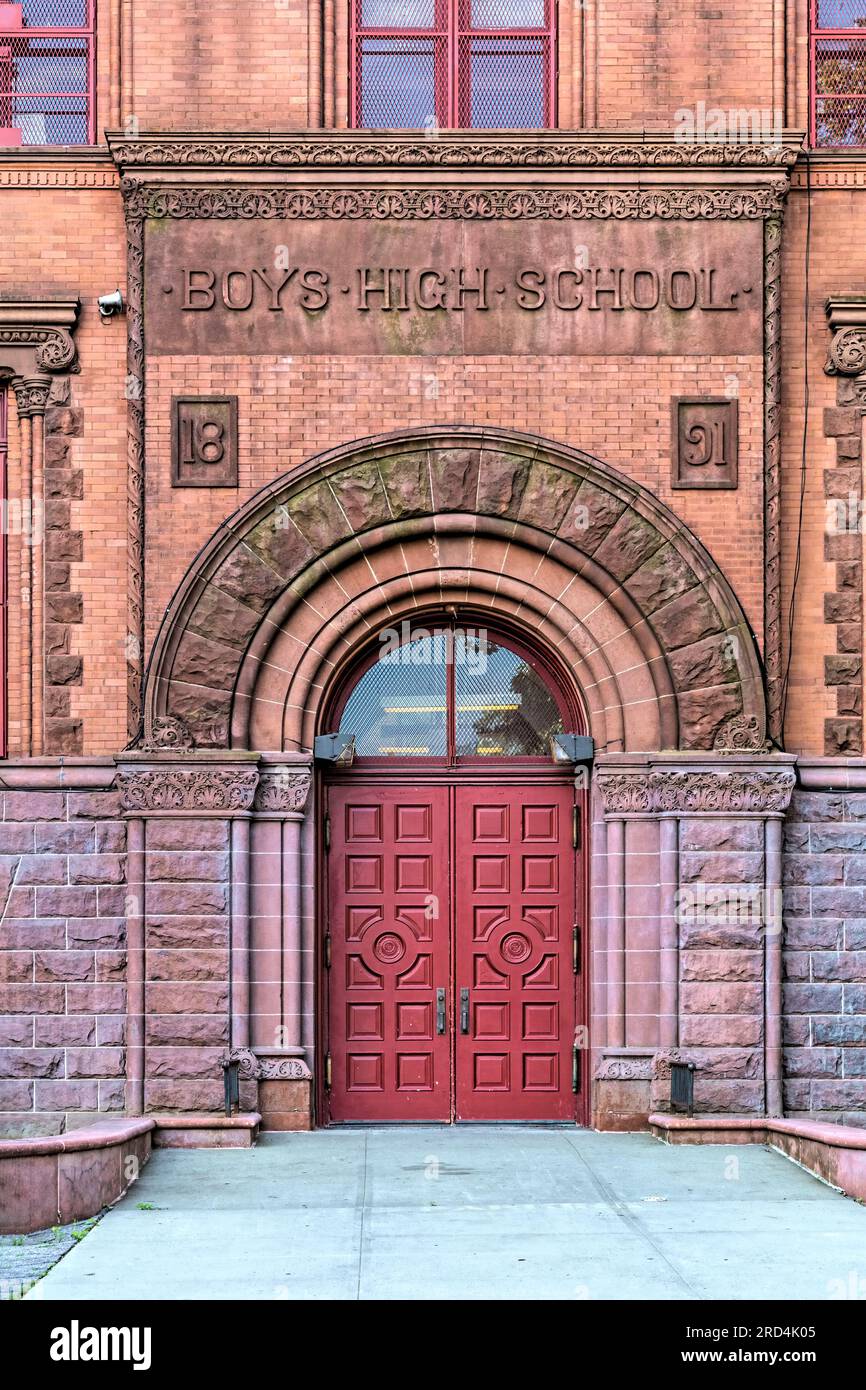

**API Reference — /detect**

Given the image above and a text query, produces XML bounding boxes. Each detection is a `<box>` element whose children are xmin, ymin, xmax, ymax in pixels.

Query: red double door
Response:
<box><xmin>324</xmin><ymin>780</ymin><xmax>583</xmax><ymax>1123</ymax></box>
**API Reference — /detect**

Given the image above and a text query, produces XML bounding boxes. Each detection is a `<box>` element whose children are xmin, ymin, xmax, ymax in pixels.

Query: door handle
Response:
<box><xmin>436</xmin><ymin>987</ymin><xmax>446</xmax><ymax>1034</ymax></box>
<box><xmin>460</xmin><ymin>987</ymin><xmax>470</xmax><ymax>1034</ymax></box>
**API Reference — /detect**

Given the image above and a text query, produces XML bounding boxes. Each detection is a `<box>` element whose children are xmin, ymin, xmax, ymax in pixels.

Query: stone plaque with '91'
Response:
<box><xmin>171</xmin><ymin>396</ymin><xmax>238</xmax><ymax>488</ymax></box>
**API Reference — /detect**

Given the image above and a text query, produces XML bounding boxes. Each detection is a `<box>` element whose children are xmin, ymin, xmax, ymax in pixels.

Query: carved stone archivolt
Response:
<box><xmin>118</xmin><ymin>766</ymin><xmax>259</xmax><ymax>813</ymax></box>
<box><xmin>139</xmin><ymin>428</ymin><xmax>768</xmax><ymax>754</ymax></box>
<box><xmin>597</xmin><ymin>767</ymin><xmax>796</xmax><ymax>816</ymax></box>
<box><xmin>221</xmin><ymin>1048</ymin><xmax>312</xmax><ymax>1082</ymax></box>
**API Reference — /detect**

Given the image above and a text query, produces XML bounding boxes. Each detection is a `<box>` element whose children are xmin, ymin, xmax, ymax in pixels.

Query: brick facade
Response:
<box><xmin>1</xmin><ymin>2</ymin><xmax>865</xmax><ymax>1136</ymax></box>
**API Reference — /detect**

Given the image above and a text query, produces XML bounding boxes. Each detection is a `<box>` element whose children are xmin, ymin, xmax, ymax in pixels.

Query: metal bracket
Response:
<box><xmin>550</xmin><ymin>733</ymin><xmax>594</xmax><ymax>766</ymax></box>
<box><xmin>314</xmin><ymin>733</ymin><xmax>356</xmax><ymax>766</ymax></box>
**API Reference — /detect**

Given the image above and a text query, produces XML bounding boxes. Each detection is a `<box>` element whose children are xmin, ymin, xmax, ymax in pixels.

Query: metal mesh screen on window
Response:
<box><xmin>356</xmin><ymin>36</ymin><xmax>446</xmax><ymax>128</ymax></box>
<box><xmin>339</xmin><ymin>636</ymin><xmax>449</xmax><ymax>757</ymax></box>
<box><xmin>353</xmin><ymin>0</ymin><xmax>553</xmax><ymax>129</ymax></box>
<box><xmin>0</xmin><ymin>0</ymin><xmax>92</xmax><ymax>145</ymax></box>
<box><xmin>815</xmin><ymin>0</ymin><xmax>866</xmax><ymax>26</ymax></box>
<box><xmin>454</xmin><ymin>637</ymin><xmax>562</xmax><ymax>757</ymax></box>
<box><xmin>815</xmin><ymin>37</ymin><xmax>866</xmax><ymax>144</ymax></box>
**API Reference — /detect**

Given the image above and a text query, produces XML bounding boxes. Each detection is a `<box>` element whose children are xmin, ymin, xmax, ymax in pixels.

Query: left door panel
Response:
<box><xmin>326</xmin><ymin>785</ymin><xmax>451</xmax><ymax>1122</ymax></box>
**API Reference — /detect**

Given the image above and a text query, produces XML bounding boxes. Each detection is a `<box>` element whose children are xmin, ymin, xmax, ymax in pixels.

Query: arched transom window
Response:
<box><xmin>336</xmin><ymin>623</ymin><xmax>567</xmax><ymax>761</ymax></box>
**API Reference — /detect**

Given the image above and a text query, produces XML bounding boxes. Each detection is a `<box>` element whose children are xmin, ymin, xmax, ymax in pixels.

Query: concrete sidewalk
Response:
<box><xmin>29</xmin><ymin>1127</ymin><xmax>866</xmax><ymax>1301</ymax></box>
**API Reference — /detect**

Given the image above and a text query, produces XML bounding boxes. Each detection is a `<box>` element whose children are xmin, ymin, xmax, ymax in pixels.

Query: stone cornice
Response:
<box><xmin>106</xmin><ymin>129</ymin><xmax>803</xmax><ymax>172</ymax></box>
<box><xmin>0</xmin><ymin>298</ymin><xmax>81</xmax><ymax>377</ymax></box>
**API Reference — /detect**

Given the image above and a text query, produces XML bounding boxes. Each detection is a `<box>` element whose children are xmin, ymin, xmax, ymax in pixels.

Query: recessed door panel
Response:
<box><xmin>326</xmin><ymin>785</ymin><xmax>451</xmax><ymax>1122</ymax></box>
<box><xmin>454</xmin><ymin>784</ymin><xmax>576</xmax><ymax>1121</ymax></box>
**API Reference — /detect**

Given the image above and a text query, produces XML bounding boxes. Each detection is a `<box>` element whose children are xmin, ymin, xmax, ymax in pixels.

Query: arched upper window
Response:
<box><xmin>335</xmin><ymin>623</ymin><xmax>568</xmax><ymax>762</ymax></box>
<box><xmin>350</xmin><ymin>0</ymin><xmax>556</xmax><ymax>130</ymax></box>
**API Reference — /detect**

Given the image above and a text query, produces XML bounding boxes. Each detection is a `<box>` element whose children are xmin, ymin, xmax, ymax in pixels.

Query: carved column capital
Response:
<box><xmin>11</xmin><ymin>375</ymin><xmax>52</xmax><ymax>419</ymax></box>
<box><xmin>253</xmin><ymin>765</ymin><xmax>313</xmax><ymax>816</ymax></box>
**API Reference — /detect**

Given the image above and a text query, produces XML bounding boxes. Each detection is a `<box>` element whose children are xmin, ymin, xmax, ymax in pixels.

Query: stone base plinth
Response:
<box><xmin>258</xmin><ymin>1079</ymin><xmax>312</xmax><ymax>1131</ymax></box>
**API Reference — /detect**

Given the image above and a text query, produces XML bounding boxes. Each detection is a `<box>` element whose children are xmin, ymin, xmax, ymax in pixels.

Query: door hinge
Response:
<box><xmin>573</xmin><ymin>1044</ymin><xmax>581</xmax><ymax>1094</ymax></box>
<box><xmin>324</xmin><ymin>933</ymin><xmax>332</xmax><ymax>969</ymax></box>
<box><xmin>324</xmin><ymin>1053</ymin><xmax>332</xmax><ymax>1089</ymax></box>
<box><xmin>572</xmin><ymin>924</ymin><xmax>581</xmax><ymax>974</ymax></box>
<box><xmin>572</xmin><ymin>804</ymin><xmax>581</xmax><ymax>850</ymax></box>
<box><xmin>324</xmin><ymin>812</ymin><xmax>331</xmax><ymax>852</ymax></box>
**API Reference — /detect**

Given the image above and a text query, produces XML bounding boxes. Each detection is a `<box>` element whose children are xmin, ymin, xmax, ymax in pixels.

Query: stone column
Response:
<box><xmin>594</xmin><ymin>755</ymin><xmax>796</xmax><ymax>1130</ymax></box>
<box><xmin>248</xmin><ymin>757</ymin><xmax>313</xmax><ymax>1131</ymax></box>
<box><xmin>11</xmin><ymin>376</ymin><xmax>50</xmax><ymax>756</ymax></box>
<box><xmin>117</xmin><ymin>753</ymin><xmax>260</xmax><ymax>1116</ymax></box>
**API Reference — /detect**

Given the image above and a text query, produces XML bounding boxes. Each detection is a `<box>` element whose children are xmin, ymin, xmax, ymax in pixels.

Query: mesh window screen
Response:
<box><xmin>352</xmin><ymin>0</ymin><xmax>554</xmax><ymax>129</ymax></box>
<box><xmin>815</xmin><ymin>0</ymin><xmax>866</xmax><ymax>24</ymax></box>
<box><xmin>0</xmin><ymin>0</ymin><xmax>93</xmax><ymax>145</ymax></box>
<box><xmin>454</xmin><ymin>637</ymin><xmax>563</xmax><ymax>756</ymax></box>
<box><xmin>338</xmin><ymin>630</ymin><xmax>564</xmax><ymax>758</ymax></box>
<box><xmin>339</xmin><ymin>635</ymin><xmax>449</xmax><ymax>756</ymax></box>
<box><xmin>814</xmin><ymin>38</ymin><xmax>866</xmax><ymax>144</ymax></box>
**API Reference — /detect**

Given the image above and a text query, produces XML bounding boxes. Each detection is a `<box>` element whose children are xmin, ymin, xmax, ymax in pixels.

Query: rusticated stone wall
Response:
<box><xmin>783</xmin><ymin>787</ymin><xmax>866</xmax><ymax>1127</ymax></box>
<box><xmin>677</xmin><ymin>818</ymin><xmax>767</xmax><ymax>1111</ymax></box>
<box><xmin>141</xmin><ymin>816</ymin><xmax>230</xmax><ymax>1114</ymax></box>
<box><xmin>0</xmin><ymin>770</ymin><xmax>127</xmax><ymax>1138</ymax></box>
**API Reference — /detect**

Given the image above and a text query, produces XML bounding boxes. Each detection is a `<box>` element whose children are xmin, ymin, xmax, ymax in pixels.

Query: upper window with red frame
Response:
<box><xmin>350</xmin><ymin>0</ymin><xmax>556</xmax><ymax>130</ymax></box>
<box><xmin>812</xmin><ymin>0</ymin><xmax>866</xmax><ymax>146</ymax></box>
<box><xmin>0</xmin><ymin>0</ymin><xmax>95</xmax><ymax>147</ymax></box>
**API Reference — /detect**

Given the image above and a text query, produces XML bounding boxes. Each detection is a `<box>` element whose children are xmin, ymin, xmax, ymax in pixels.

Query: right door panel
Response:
<box><xmin>454</xmin><ymin>784</ymin><xmax>577</xmax><ymax>1121</ymax></box>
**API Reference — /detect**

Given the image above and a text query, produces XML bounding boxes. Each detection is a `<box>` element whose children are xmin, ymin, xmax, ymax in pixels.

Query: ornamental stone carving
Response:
<box><xmin>118</xmin><ymin>767</ymin><xmax>259</xmax><ymax>813</ymax></box>
<box><xmin>253</xmin><ymin>769</ymin><xmax>312</xmax><ymax>815</ymax></box>
<box><xmin>120</xmin><ymin>181</ymin><xmax>788</xmax><ymax>223</ymax></box>
<box><xmin>11</xmin><ymin>376</ymin><xmax>51</xmax><ymax>418</ymax></box>
<box><xmin>713</xmin><ymin>713</ymin><xmax>769</xmax><ymax>752</ymax></box>
<box><xmin>825</xmin><ymin>328</ymin><xmax>866</xmax><ymax>377</ymax></box>
<box><xmin>108</xmin><ymin>135</ymin><xmax>801</xmax><ymax>170</ymax></box>
<box><xmin>594</xmin><ymin>1052</ymin><xmax>655</xmax><ymax>1081</ymax></box>
<box><xmin>597</xmin><ymin>768</ymin><xmax>796</xmax><ymax>816</ymax></box>
<box><xmin>221</xmin><ymin>1048</ymin><xmax>312</xmax><ymax>1081</ymax></box>
<box><xmin>142</xmin><ymin>716</ymin><xmax>195</xmax><ymax>751</ymax></box>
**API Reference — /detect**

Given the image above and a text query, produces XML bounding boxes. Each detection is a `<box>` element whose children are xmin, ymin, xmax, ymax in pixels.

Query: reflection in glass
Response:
<box><xmin>339</xmin><ymin>635</ymin><xmax>448</xmax><ymax>756</ymax></box>
<box><xmin>455</xmin><ymin>639</ymin><xmax>562</xmax><ymax>755</ymax></box>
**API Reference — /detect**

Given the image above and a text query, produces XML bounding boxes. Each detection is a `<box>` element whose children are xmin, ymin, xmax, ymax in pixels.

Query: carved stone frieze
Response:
<box><xmin>118</xmin><ymin>766</ymin><xmax>259</xmax><ymax>813</ymax></box>
<box><xmin>597</xmin><ymin>768</ymin><xmax>796</xmax><ymax>816</ymax></box>
<box><xmin>121</xmin><ymin>180</ymin><xmax>788</xmax><ymax>223</ymax></box>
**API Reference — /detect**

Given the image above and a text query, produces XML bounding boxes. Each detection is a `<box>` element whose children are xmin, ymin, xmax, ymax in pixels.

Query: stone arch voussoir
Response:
<box><xmin>144</xmin><ymin>427</ymin><xmax>767</xmax><ymax>755</ymax></box>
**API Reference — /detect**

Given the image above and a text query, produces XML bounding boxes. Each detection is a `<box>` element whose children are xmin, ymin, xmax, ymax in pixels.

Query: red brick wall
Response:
<box><xmin>144</xmin><ymin>353</ymin><xmax>766</xmax><ymax>655</ymax></box>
